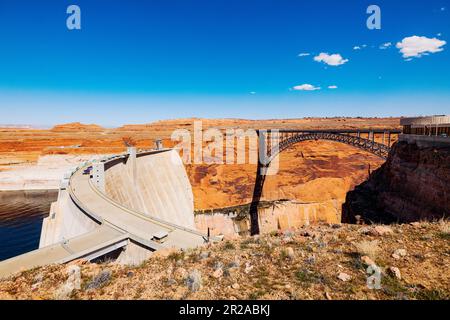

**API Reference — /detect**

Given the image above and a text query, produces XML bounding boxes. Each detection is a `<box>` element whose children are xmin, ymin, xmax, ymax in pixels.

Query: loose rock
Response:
<box><xmin>361</xmin><ymin>255</ymin><xmax>375</xmax><ymax>266</ymax></box>
<box><xmin>389</xmin><ymin>267</ymin><xmax>402</xmax><ymax>280</ymax></box>
<box><xmin>199</xmin><ymin>251</ymin><xmax>210</xmax><ymax>260</ymax></box>
<box><xmin>392</xmin><ymin>249</ymin><xmax>407</xmax><ymax>259</ymax></box>
<box><xmin>173</xmin><ymin>268</ymin><xmax>187</xmax><ymax>280</ymax></box>
<box><xmin>337</xmin><ymin>272</ymin><xmax>352</xmax><ymax>282</ymax></box>
<box><xmin>285</xmin><ymin>247</ymin><xmax>295</xmax><ymax>260</ymax></box>
<box><xmin>244</xmin><ymin>262</ymin><xmax>254</xmax><ymax>274</ymax></box>
<box><xmin>54</xmin><ymin>265</ymin><xmax>81</xmax><ymax>299</ymax></box>
<box><xmin>372</xmin><ymin>226</ymin><xmax>394</xmax><ymax>236</ymax></box>
<box><xmin>212</xmin><ymin>268</ymin><xmax>223</xmax><ymax>278</ymax></box>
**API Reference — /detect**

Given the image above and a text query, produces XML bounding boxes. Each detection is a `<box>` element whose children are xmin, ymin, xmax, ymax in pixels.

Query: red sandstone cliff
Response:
<box><xmin>343</xmin><ymin>140</ymin><xmax>450</xmax><ymax>223</ymax></box>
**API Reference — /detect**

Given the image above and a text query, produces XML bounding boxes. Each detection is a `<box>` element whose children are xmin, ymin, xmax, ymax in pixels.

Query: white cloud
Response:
<box><xmin>396</xmin><ymin>35</ymin><xmax>446</xmax><ymax>58</ymax></box>
<box><xmin>314</xmin><ymin>52</ymin><xmax>349</xmax><ymax>66</ymax></box>
<box><xmin>292</xmin><ymin>84</ymin><xmax>321</xmax><ymax>91</ymax></box>
<box><xmin>354</xmin><ymin>44</ymin><xmax>367</xmax><ymax>50</ymax></box>
<box><xmin>328</xmin><ymin>85</ymin><xmax>338</xmax><ymax>89</ymax></box>
<box><xmin>379</xmin><ymin>42</ymin><xmax>392</xmax><ymax>49</ymax></box>
<box><xmin>298</xmin><ymin>53</ymin><xmax>310</xmax><ymax>57</ymax></box>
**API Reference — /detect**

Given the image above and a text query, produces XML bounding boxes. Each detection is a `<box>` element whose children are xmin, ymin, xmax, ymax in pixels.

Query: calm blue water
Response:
<box><xmin>0</xmin><ymin>190</ymin><xmax>57</xmax><ymax>261</ymax></box>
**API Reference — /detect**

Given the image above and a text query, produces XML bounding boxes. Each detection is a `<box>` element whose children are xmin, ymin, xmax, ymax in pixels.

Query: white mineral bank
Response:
<box><xmin>0</xmin><ymin>154</ymin><xmax>111</xmax><ymax>191</ymax></box>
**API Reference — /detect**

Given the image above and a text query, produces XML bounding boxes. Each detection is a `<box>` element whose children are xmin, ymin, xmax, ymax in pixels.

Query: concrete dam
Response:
<box><xmin>0</xmin><ymin>147</ymin><xmax>209</xmax><ymax>278</ymax></box>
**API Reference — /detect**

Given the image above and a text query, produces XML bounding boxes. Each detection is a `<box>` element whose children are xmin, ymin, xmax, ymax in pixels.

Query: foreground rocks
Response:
<box><xmin>0</xmin><ymin>221</ymin><xmax>449</xmax><ymax>300</ymax></box>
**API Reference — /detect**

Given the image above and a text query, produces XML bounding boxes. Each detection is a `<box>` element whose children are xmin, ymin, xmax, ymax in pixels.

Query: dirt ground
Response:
<box><xmin>1</xmin><ymin>221</ymin><xmax>448</xmax><ymax>300</ymax></box>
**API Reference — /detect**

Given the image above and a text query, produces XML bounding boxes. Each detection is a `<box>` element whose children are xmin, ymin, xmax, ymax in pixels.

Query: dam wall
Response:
<box><xmin>104</xmin><ymin>149</ymin><xmax>195</xmax><ymax>229</ymax></box>
<box><xmin>39</xmin><ymin>188</ymin><xmax>99</xmax><ymax>248</ymax></box>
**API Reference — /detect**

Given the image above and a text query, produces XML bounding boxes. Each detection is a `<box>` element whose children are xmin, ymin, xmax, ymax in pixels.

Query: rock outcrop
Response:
<box><xmin>343</xmin><ymin>140</ymin><xmax>450</xmax><ymax>223</ymax></box>
<box><xmin>50</xmin><ymin>122</ymin><xmax>104</xmax><ymax>132</ymax></box>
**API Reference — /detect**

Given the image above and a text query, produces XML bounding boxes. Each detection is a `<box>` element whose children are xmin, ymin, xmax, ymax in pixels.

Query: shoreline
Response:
<box><xmin>0</xmin><ymin>187</ymin><xmax>59</xmax><ymax>192</ymax></box>
<box><xmin>0</xmin><ymin>154</ymin><xmax>110</xmax><ymax>192</ymax></box>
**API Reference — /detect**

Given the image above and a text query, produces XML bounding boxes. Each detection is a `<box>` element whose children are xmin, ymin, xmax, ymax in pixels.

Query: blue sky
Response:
<box><xmin>0</xmin><ymin>0</ymin><xmax>449</xmax><ymax>126</ymax></box>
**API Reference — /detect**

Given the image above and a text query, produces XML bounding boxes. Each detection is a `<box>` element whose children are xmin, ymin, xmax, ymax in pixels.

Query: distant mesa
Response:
<box><xmin>50</xmin><ymin>122</ymin><xmax>105</xmax><ymax>132</ymax></box>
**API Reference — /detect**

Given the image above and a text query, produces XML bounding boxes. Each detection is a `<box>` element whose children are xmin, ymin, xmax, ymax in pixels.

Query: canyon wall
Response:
<box><xmin>194</xmin><ymin>200</ymin><xmax>341</xmax><ymax>237</ymax></box>
<box><xmin>192</xmin><ymin>140</ymin><xmax>383</xmax><ymax>235</ymax></box>
<box><xmin>343</xmin><ymin>137</ymin><xmax>450</xmax><ymax>223</ymax></box>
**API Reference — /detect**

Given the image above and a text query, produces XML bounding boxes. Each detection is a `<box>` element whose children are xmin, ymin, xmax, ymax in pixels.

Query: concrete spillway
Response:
<box><xmin>0</xmin><ymin>148</ymin><xmax>208</xmax><ymax>278</ymax></box>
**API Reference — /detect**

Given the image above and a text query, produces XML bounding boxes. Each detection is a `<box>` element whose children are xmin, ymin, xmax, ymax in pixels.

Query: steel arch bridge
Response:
<box><xmin>248</xmin><ymin>128</ymin><xmax>401</xmax><ymax>235</ymax></box>
<box><xmin>259</xmin><ymin>129</ymin><xmax>401</xmax><ymax>164</ymax></box>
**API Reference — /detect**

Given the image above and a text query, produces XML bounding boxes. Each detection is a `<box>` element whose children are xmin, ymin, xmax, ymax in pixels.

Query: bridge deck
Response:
<box><xmin>266</xmin><ymin>129</ymin><xmax>402</xmax><ymax>134</ymax></box>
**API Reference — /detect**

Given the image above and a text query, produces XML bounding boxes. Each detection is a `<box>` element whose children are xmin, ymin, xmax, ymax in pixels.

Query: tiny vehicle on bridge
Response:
<box><xmin>83</xmin><ymin>166</ymin><xmax>92</xmax><ymax>175</ymax></box>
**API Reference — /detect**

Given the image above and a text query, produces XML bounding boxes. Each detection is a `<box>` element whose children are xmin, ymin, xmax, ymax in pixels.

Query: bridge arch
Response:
<box><xmin>264</xmin><ymin>131</ymin><xmax>391</xmax><ymax>166</ymax></box>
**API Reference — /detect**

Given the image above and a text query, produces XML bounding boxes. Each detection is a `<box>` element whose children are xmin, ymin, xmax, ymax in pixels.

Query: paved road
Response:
<box><xmin>0</xmin><ymin>225</ymin><xmax>127</xmax><ymax>278</ymax></box>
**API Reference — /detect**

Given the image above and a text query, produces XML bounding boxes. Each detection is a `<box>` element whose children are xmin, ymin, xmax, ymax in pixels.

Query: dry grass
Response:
<box><xmin>438</xmin><ymin>220</ymin><xmax>450</xmax><ymax>240</ymax></box>
<box><xmin>439</xmin><ymin>220</ymin><xmax>450</xmax><ymax>234</ymax></box>
<box><xmin>353</xmin><ymin>240</ymin><xmax>380</xmax><ymax>260</ymax></box>
<box><xmin>1</xmin><ymin>222</ymin><xmax>449</xmax><ymax>300</ymax></box>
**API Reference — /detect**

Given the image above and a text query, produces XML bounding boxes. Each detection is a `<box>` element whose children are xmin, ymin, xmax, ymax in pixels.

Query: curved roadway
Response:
<box><xmin>68</xmin><ymin>160</ymin><xmax>207</xmax><ymax>250</ymax></box>
<box><xmin>0</xmin><ymin>150</ymin><xmax>208</xmax><ymax>278</ymax></box>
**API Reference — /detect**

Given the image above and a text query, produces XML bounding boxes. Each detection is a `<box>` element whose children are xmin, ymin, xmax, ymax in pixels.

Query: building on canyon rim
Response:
<box><xmin>343</xmin><ymin>115</ymin><xmax>449</xmax><ymax>224</ymax></box>
<box><xmin>401</xmin><ymin>115</ymin><xmax>450</xmax><ymax>137</ymax></box>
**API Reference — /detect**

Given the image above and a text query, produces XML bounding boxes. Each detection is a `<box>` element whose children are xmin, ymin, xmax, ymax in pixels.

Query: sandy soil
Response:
<box><xmin>1</xmin><ymin>221</ymin><xmax>448</xmax><ymax>300</ymax></box>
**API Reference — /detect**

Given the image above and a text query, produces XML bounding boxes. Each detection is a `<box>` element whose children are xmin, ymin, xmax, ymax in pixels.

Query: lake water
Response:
<box><xmin>0</xmin><ymin>190</ymin><xmax>58</xmax><ymax>261</ymax></box>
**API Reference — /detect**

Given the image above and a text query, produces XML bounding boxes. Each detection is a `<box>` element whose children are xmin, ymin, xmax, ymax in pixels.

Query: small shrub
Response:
<box><xmin>295</xmin><ymin>268</ymin><xmax>324</xmax><ymax>286</ymax></box>
<box><xmin>438</xmin><ymin>221</ymin><xmax>450</xmax><ymax>240</ymax></box>
<box><xmin>223</xmin><ymin>241</ymin><xmax>235</xmax><ymax>250</ymax></box>
<box><xmin>249</xmin><ymin>290</ymin><xmax>266</xmax><ymax>300</ymax></box>
<box><xmin>414</xmin><ymin>288</ymin><xmax>449</xmax><ymax>300</ymax></box>
<box><xmin>168</xmin><ymin>251</ymin><xmax>185</xmax><ymax>261</ymax></box>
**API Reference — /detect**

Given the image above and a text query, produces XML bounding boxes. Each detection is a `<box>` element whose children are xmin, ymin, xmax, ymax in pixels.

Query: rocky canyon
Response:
<box><xmin>0</xmin><ymin>118</ymin><xmax>401</xmax><ymax>236</ymax></box>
